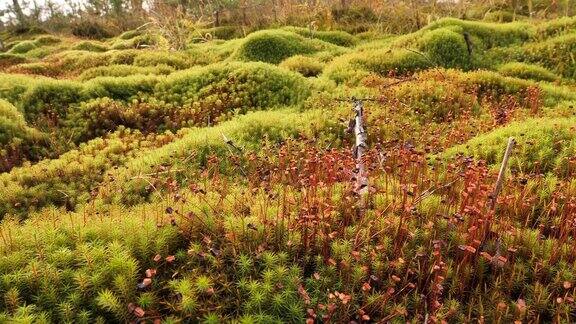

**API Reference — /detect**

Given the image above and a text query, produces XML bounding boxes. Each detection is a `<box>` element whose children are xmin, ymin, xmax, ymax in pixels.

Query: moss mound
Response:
<box><xmin>498</xmin><ymin>62</ymin><xmax>558</xmax><ymax>82</ymax></box>
<box><xmin>78</xmin><ymin>64</ymin><xmax>175</xmax><ymax>81</ymax></box>
<box><xmin>0</xmin><ymin>100</ymin><xmax>40</xmax><ymax>145</ymax></box>
<box><xmin>133</xmin><ymin>51</ymin><xmax>192</xmax><ymax>69</ymax></box>
<box><xmin>417</xmin><ymin>28</ymin><xmax>473</xmax><ymax>69</ymax></box>
<box><xmin>0</xmin><ymin>53</ymin><xmax>28</xmax><ymax>69</ymax></box>
<box><xmin>233</xmin><ymin>30</ymin><xmax>330</xmax><ymax>64</ymax></box>
<box><xmin>444</xmin><ymin>117</ymin><xmax>576</xmax><ymax>176</ymax></box>
<box><xmin>283</xmin><ymin>27</ymin><xmax>358</xmax><ymax>47</ymax></box>
<box><xmin>153</xmin><ymin>61</ymin><xmax>312</xmax><ymax>109</ymax></box>
<box><xmin>516</xmin><ymin>33</ymin><xmax>576</xmax><ymax>78</ymax></box>
<box><xmin>393</xmin><ymin>79</ymin><xmax>478</xmax><ymax>122</ymax></box>
<box><xmin>72</xmin><ymin>41</ymin><xmax>109</xmax><ymax>52</ymax></box>
<box><xmin>8</xmin><ymin>41</ymin><xmax>37</xmax><ymax>54</ymax></box>
<box><xmin>423</xmin><ymin>17</ymin><xmax>532</xmax><ymax>49</ymax></box>
<box><xmin>324</xmin><ymin>49</ymin><xmax>431</xmax><ymax>83</ymax></box>
<box><xmin>279</xmin><ymin>55</ymin><xmax>324</xmax><ymax>77</ymax></box>
<box><xmin>0</xmin><ymin>129</ymin><xmax>179</xmax><ymax>215</ymax></box>
<box><xmin>100</xmin><ymin>109</ymin><xmax>340</xmax><ymax>205</ymax></box>
<box><xmin>33</xmin><ymin>35</ymin><xmax>62</xmax><ymax>46</ymax></box>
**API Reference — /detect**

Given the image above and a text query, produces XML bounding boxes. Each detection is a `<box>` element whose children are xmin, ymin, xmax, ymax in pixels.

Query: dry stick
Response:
<box><xmin>353</xmin><ymin>99</ymin><xmax>369</xmax><ymax>199</ymax></box>
<box><xmin>486</xmin><ymin>137</ymin><xmax>515</xmax><ymax>265</ymax></box>
<box><xmin>489</xmin><ymin>137</ymin><xmax>516</xmax><ymax>210</ymax></box>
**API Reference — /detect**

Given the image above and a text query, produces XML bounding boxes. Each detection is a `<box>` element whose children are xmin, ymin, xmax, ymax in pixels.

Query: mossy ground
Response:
<box><xmin>0</xmin><ymin>16</ymin><xmax>576</xmax><ymax>323</ymax></box>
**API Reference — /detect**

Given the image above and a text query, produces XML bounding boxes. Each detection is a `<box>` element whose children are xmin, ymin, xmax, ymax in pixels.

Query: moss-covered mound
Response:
<box><xmin>152</xmin><ymin>61</ymin><xmax>312</xmax><ymax>109</ymax></box>
<box><xmin>422</xmin><ymin>17</ymin><xmax>532</xmax><ymax>49</ymax></box>
<box><xmin>78</xmin><ymin>64</ymin><xmax>175</xmax><ymax>81</ymax></box>
<box><xmin>98</xmin><ymin>109</ymin><xmax>341</xmax><ymax>205</ymax></box>
<box><xmin>133</xmin><ymin>51</ymin><xmax>193</xmax><ymax>69</ymax></box>
<box><xmin>324</xmin><ymin>49</ymin><xmax>431</xmax><ymax>83</ymax></box>
<box><xmin>0</xmin><ymin>129</ymin><xmax>179</xmax><ymax>216</ymax></box>
<box><xmin>7</xmin><ymin>41</ymin><xmax>38</xmax><ymax>54</ymax></box>
<box><xmin>444</xmin><ymin>117</ymin><xmax>576</xmax><ymax>176</ymax></box>
<box><xmin>497</xmin><ymin>62</ymin><xmax>559</xmax><ymax>82</ymax></box>
<box><xmin>0</xmin><ymin>100</ymin><xmax>41</xmax><ymax>145</ymax></box>
<box><xmin>72</xmin><ymin>41</ymin><xmax>109</xmax><ymax>52</ymax></box>
<box><xmin>416</xmin><ymin>28</ymin><xmax>473</xmax><ymax>70</ymax></box>
<box><xmin>283</xmin><ymin>27</ymin><xmax>358</xmax><ymax>47</ymax></box>
<box><xmin>233</xmin><ymin>30</ymin><xmax>341</xmax><ymax>64</ymax></box>
<box><xmin>279</xmin><ymin>55</ymin><xmax>324</xmax><ymax>77</ymax></box>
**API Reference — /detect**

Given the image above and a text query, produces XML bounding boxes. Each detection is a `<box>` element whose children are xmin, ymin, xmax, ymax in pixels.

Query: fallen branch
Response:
<box><xmin>489</xmin><ymin>137</ymin><xmax>515</xmax><ymax>210</ymax></box>
<box><xmin>353</xmin><ymin>99</ymin><xmax>369</xmax><ymax>198</ymax></box>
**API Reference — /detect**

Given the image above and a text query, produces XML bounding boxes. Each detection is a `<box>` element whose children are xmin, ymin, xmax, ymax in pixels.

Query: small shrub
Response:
<box><xmin>71</xmin><ymin>19</ymin><xmax>113</xmax><ymax>39</ymax></box>
<box><xmin>110</xmin><ymin>33</ymin><xmax>167</xmax><ymax>50</ymax></box>
<box><xmin>195</xmin><ymin>26</ymin><xmax>242</xmax><ymax>41</ymax></box>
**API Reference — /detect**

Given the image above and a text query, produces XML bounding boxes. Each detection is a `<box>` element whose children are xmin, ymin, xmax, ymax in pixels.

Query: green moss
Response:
<box><xmin>118</xmin><ymin>30</ymin><xmax>142</xmax><ymax>40</ymax></box>
<box><xmin>324</xmin><ymin>49</ymin><xmax>430</xmax><ymax>83</ymax></box>
<box><xmin>515</xmin><ymin>33</ymin><xmax>576</xmax><ymax>78</ymax></box>
<box><xmin>423</xmin><ymin>17</ymin><xmax>532</xmax><ymax>49</ymax></box>
<box><xmin>393</xmin><ymin>79</ymin><xmax>478</xmax><ymax>122</ymax></box>
<box><xmin>483</xmin><ymin>10</ymin><xmax>516</xmax><ymax>23</ymax></box>
<box><xmin>0</xmin><ymin>129</ymin><xmax>179</xmax><ymax>215</ymax></box>
<box><xmin>0</xmin><ymin>100</ymin><xmax>41</xmax><ymax>145</ymax></box>
<box><xmin>283</xmin><ymin>27</ymin><xmax>357</xmax><ymax>47</ymax></box>
<box><xmin>444</xmin><ymin>117</ymin><xmax>576</xmax><ymax>176</ymax></box>
<box><xmin>20</xmin><ymin>79</ymin><xmax>85</xmax><ymax>121</ymax></box>
<box><xmin>133</xmin><ymin>51</ymin><xmax>192</xmax><ymax>69</ymax></box>
<box><xmin>0</xmin><ymin>53</ymin><xmax>27</xmax><ymax>68</ymax></box>
<box><xmin>417</xmin><ymin>28</ymin><xmax>473</xmax><ymax>69</ymax></box>
<box><xmin>498</xmin><ymin>62</ymin><xmax>559</xmax><ymax>82</ymax></box>
<box><xmin>535</xmin><ymin>16</ymin><xmax>576</xmax><ymax>39</ymax></box>
<box><xmin>279</xmin><ymin>55</ymin><xmax>324</xmax><ymax>77</ymax></box>
<box><xmin>78</xmin><ymin>64</ymin><xmax>175</xmax><ymax>81</ymax></box>
<box><xmin>83</xmin><ymin>75</ymin><xmax>161</xmax><ymax>101</ymax></box>
<box><xmin>110</xmin><ymin>33</ymin><xmax>167</xmax><ymax>50</ymax></box>
<box><xmin>72</xmin><ymin>41</ymin><xmax>109</xmax><ymax>52</ymax></box>
<box><xmin>8</xmin><ymin>41</ymin><xmax>38</xmax><ymax>54</ymax></box>
<box><xmin>153</xmin><ymin>61</ymin><xmax>311</xmax><ymax>109</ymax></box>
<box><xmin>33</xmin><ymin>35</ymin><xmax>62</xmax><ymax>46</ymax></box>
<box><xmin>233</xmin><ymin>30</ymin><xmax>338</xmax><ymax>64</ymax></box>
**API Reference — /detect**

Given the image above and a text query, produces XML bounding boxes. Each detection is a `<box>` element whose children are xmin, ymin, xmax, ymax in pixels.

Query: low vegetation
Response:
<box><xmin>0</xmin><ymin>7</ymin><xmax>575</xmax><ymax>323</ymax></box>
